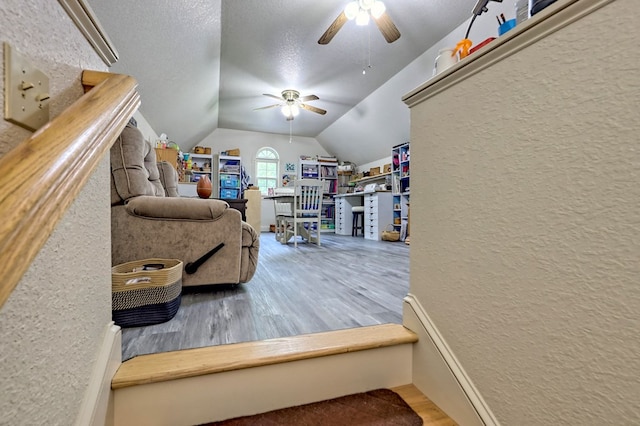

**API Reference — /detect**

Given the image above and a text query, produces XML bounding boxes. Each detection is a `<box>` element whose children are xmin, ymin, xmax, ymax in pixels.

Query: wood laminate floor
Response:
<box><xmin>121</xmin><ymin>232</ymin><xmax>409</xmax><ymax>360</ymax></box>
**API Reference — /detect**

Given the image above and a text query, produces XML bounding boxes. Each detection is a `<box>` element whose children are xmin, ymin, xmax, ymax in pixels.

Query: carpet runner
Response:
<box><xmin>201</xmin><ymin>388</ymin><xmax>422</xmax><ymax>425</ymax></box>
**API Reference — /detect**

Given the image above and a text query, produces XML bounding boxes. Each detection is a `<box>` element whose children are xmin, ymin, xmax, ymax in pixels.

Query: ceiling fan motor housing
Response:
<box><xmin>282</xmin><ymin>90</ymin><xmax>300</xmax><ymax>102</ymax></box>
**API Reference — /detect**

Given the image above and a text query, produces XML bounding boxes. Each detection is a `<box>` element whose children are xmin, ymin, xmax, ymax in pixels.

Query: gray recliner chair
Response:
<box><xmin>110</xmin><ymin>124</ymin><xmax>259</xmax><ymax>286</ymax></box>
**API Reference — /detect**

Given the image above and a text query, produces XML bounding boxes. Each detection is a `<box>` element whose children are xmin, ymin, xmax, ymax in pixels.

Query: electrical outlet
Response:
<box><xmin>3</xmin><ymin>42</ymin><xmax>50</xmax><ymax>132</ymax></box>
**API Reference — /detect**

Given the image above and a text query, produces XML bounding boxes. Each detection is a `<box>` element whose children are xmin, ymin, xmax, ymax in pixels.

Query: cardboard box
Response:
<box><xmin>369</xmin><ymin>167</ymin><xmax>381</xmax><ymax>176</ymax></box>
<box><xmin>383</xmin><ymin>163</ymin><xmax>392</xmax><ymax>173</ymax></box>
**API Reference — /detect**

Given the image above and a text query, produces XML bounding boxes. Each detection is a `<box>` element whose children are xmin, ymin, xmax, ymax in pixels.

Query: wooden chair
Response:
<box><xmin>282</xmin><ymin>179</ymin><xmax>324</xmax><ymax>247</ymax></box>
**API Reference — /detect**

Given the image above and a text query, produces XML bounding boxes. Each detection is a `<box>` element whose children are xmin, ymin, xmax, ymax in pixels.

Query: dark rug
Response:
<box><xmin>201</xmin><ymin>388</ymin><xmax>422</xmax><ymax>425</ymax></box>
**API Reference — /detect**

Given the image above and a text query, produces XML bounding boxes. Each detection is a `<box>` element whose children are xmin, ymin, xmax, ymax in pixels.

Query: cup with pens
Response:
<box><xmin>497</xmin><ymin>13</ymin><xmax>516</xmax><ymax>36</ymax></box>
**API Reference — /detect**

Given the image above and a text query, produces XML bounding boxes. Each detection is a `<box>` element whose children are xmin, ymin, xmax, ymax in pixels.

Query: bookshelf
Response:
<box><xmin>391</xmin><ymin>142</ymin><xmax>410</xmax><ymax>241</ymax></box>
<box><xmin>299</xmin><ymin>156</ymin><xmax>338</xmax><ymax>232</ymax></box>
<box><xmin>177</xmin><ymin>152</ymin><xmax>213</xmax><ymax>197</ymax></box>
<box><xmin>319</xmin><ymin>157</ymin><xmax>338</xmax><ymax>232</ymax></box>
<box><xmin>214</xmin><ymin>154</ymin><xmax>242</xmax><ymax>199</ymax></box>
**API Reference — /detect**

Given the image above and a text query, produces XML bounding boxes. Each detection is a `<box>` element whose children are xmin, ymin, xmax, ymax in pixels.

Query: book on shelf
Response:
<box><xmin>322</xmin><ymin>180</ymin><xmax>338</xmax><ymax>194</ymax></box>
<box><xmin>321</xmin><ymin>165</ymin><xmax>338</xmax><ymax>178</ymax></box>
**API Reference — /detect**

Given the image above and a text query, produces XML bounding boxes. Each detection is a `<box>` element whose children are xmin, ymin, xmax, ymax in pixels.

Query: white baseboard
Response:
<box><xmin>403</xmin><ymin>294</ymin><xmax>500</xmax><ymax>426</ymax></box>
<box><xmin>75</xmin><ymin>322</ymin><xmax>122</xmax><ymax>426</ymax></box>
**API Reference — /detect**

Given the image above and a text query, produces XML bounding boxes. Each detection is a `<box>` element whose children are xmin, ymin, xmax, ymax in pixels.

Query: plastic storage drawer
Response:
<box><xmin>220</xmin><ymin>188</ymin><xmax>239</xmax><ymax>199</ymax></box>
<box><xmin>220</xmin><ymin>174</ymin><xmax>240</xmax><ymax>188</ymax></box>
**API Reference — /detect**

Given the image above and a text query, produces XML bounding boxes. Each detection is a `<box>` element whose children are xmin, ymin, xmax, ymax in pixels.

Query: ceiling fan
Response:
<box><xmin>318</xmin><ymin>0</ymin><xmax>401</xmax><ymax>45</ymax></box>
<box><xmin>254</xmin><ymin>90</ymin><xmax>327</xmax><ymax>121</ymax></box>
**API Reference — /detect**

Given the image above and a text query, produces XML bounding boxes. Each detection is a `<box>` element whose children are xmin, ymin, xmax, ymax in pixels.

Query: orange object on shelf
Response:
<box><xmin>454</xmin><ymin>38</ymin><xmax>473</xmax><ymax>59</ymax></box>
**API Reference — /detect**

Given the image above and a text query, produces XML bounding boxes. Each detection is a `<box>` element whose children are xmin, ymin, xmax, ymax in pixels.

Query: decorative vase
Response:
<box><xmin>196</xmin><ymin>175</ymin><xmax>212</xmax><ymax>199</ymax></box>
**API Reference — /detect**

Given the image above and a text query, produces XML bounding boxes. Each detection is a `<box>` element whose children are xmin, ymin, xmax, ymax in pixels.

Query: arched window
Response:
<box><xmin>255</xmin><ymin>147</ymin><xmax>279</xmax><ymax>195</ymax></box>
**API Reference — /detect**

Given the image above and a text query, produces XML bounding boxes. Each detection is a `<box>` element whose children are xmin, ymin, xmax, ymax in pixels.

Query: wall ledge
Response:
<box><xmin>402</xmin><ymin>0</ymin><xmax>614</xmax><ymax>108</ymax></box>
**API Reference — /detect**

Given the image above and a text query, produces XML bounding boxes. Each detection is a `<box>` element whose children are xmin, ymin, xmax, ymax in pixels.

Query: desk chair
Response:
<box><xmin>282</xmin><ymin>179</ymin><xmax>324</xmax><ymax>247</ymax></box>
<box><xmin>272</xmin><ymin>189</ymin><xmax>294</xmax><ymax>243</ymax></box>
<box><xmin>352</xmin><ymin>205</ymin><xmax>365</xmax><ymax>236</ymax></box>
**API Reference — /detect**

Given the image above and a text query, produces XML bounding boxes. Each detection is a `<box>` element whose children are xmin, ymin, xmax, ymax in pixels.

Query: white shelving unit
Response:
<box><xmin>214</xmin><ymin>154</ymin><xmax>242</xmax><ymax>199</ymax></box>
<box><xmin>391</xmin><ymin>142</ymin><xmax>410</xmax><ymax>240</ymax></box>
<box><xmin>319</xmin><ymin>159</ymin><xmax>338</xmax><ymax>232</ymax></box>
<box><xmin>178</xmin><ymin>152</ymin><xmax>213</xmax><ymax>197</ymax></box>
<box><xmin>299</xmin><ymin>158</ymin><xmax>320</xmax><ymax>179</ymax></box>
<box><xmin>299</xmin><ymin>157</ymin><xmax>338</xmax><ymax>232</ymax></box>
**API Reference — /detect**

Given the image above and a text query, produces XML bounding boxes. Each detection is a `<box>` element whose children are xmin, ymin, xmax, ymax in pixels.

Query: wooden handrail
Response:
<box><xmin>0</xmin><ymin>71</ymin><xmax>140</xmax><ymax>309</ymax></box>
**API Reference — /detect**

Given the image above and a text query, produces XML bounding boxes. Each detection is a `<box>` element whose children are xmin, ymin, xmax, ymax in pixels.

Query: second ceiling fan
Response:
<box><xmin>318</xmin><ymin>0</ymin><xmax>401</xmax><ymax>45</ymax></box>
<box><xmin>255</xmin><ymin>90</ymin><xmax>327</xmax><ymax>121</ymax></box>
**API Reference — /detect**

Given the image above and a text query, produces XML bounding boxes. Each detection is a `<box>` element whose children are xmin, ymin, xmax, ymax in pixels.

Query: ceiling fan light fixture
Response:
<box><xmin>318</xmin><ymin>0</ymin><xmax>398</xmax><ymax>45</ymax></box>
<box><xmin>355</xmin><ymin>9</ymin><xmax>370</xmax><ymax>26</ymax></box>
<box><xmin>370</xmin><ymin>1</ymin><xmax>386</xmax><ymax>19</ymax></box>
<box><xmin>281</xmin><ymin>103</ymin><xmax>300</xmax><ymax>118</ymax></box>
<box><xmin>344</xmin><ymin>2</ymin><xmax>359</xmax><ymax>20</ymax></box>
<box><xmin>360</xmin><ymin>0</ymin><xmax>375</xmax><ymax>9</ymax></box>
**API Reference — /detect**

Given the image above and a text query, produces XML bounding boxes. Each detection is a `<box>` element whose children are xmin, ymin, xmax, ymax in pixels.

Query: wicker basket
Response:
<box><xmin>381</xmin><ymin>225</ymin><xmax>401</xmax><ymax>242</ymax></box>
<box><xmin>112</xmin><ymin>258</ymin><xmax>183</xmax><ymax>327</ymax></box>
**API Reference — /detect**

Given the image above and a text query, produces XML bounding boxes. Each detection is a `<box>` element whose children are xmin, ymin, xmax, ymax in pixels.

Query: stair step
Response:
<box><xmin>393</xmin><ymin>384</ymin><xmax>458</xmax><ymax>425</ymax></box>
<box><xmin>112</xmin><ymin>323</ymin><xmax>418</xmax><ymax>389</ymax></box>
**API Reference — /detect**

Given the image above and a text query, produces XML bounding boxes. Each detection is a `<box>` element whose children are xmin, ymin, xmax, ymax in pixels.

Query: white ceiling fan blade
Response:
<box><xmin>300</xmin><ymin>103</ymin><xmax>327</xmax><ymax>115</ymax></box>
<box><xmin>299</xmin><ymin>94</ymin><xmax>319</xmax><ymax>102</ymax></box>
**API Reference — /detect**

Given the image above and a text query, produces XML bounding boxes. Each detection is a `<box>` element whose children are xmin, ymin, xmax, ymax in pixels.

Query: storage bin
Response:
<box><xmin>220</xmin><ymin>174</ymin><xmax>240</xmax><ymax>188</ymax></box>
<box><xmin>220</xmin><ymin>188</ymin><xmax>239</xmax><ymax>199</ymax></box>
<box><xmin>112</xmin><ymin>258</ymin><xmax>183</xmax><ymax>327</ymax></box>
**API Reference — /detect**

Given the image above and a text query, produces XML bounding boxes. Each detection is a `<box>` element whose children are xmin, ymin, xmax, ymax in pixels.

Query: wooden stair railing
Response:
<box><xmin>0</xmin><ymin>70</ymin><xmax>140</xmax><ymax>309</ymax></box>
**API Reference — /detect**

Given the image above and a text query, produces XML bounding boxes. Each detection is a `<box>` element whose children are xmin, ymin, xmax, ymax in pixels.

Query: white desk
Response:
<box><xmin>334</xmin><ymin>191</ymin><xmax>393</xmax><ymax>241</ymax></box>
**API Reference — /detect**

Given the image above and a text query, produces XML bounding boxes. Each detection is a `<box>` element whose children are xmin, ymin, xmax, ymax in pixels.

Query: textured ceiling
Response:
<box><xmin>88</xmin><ymin>0</ymin><xmax>475</xmax><ymax>149</ymax></box>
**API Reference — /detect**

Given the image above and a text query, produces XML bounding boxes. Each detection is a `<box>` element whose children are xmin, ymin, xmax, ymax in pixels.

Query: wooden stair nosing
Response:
<box><xmin>112</xmin><ymin>323</ymin><xmax>417</xmax><ymax>389</ymax></box>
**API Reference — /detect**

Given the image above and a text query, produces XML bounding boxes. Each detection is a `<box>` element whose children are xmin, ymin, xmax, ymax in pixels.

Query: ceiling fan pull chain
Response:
<box><xmin>362</xmin><ymin>25</ymin><xmax>372</xmax><ymax>75</ymax></box>
<box><xmin>367</xmin><ymin>25</ymin><xmax>372</xmax><ymax>69</ymax></box>
<box><xmin>289</xmin><ymin>120</ymin><xmax>293</xmax><ymax>144</ymax></box>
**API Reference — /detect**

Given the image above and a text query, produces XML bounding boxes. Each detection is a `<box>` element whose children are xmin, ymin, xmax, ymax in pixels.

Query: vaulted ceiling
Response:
<box><xmin>88</xmin><ymin>0</ymin><xmax>475</xmax><ymax>156</ymax></box>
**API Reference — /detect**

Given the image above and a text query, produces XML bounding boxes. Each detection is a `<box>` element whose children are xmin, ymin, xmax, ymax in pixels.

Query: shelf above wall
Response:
<box><xmin>403</xmin><ymin>0</ymin><xmax>613</xmax><ymax>107</ymax></box>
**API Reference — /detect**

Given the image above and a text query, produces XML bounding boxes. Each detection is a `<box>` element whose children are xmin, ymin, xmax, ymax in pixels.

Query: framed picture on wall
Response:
<box><xmin>282</xmin><ymin>174</ymin><xmax>297</xmax><ymax>187</ymax></box>
<box><xmin>285</xmin><ymin>162</ymin><xmax>295</xmax><ymax>173</ymax></box>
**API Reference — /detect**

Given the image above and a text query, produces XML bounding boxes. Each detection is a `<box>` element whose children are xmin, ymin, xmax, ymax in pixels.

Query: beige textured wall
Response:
<box><xmin>409</xmin><ymin>1</ymin><xmax>639</xmax><ymax>424</ymax></box>
<box><xmin>0</xmin><ymin>1</ymin><xmax>112</xmax><ymax>424</ymax></box>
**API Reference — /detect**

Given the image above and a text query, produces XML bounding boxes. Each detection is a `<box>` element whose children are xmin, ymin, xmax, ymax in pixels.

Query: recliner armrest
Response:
<box><xmin>125</xmin><ymin>196</ymin><xmax>231</xmax><ymax>221</ymax></box>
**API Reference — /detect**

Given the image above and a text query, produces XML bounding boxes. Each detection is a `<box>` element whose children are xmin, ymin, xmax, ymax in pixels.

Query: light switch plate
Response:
<box><xmin>3</xmin><ymin>42</ymin><xmax>50</xmax><ymax>132</ymax></box>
